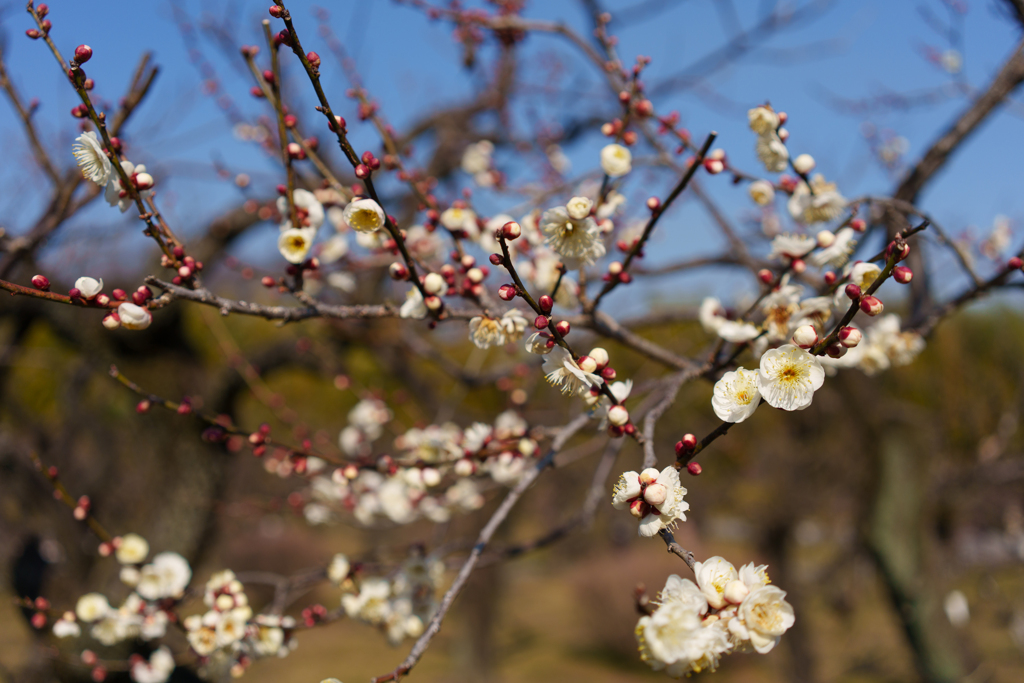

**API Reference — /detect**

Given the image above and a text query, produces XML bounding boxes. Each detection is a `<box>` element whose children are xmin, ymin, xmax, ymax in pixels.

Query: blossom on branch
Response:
<box><xmin>72</xmin><ymin>131</ymin><xmax>111</xmax><ymax>186</ymax></box>
<box><xmin>712</xmin><ymin>368</ymin><xmax>761</xmax><ymax>423</ymax></box>
<box><xmin>757</xmin><ymin>344</ymin><xmax>825</xmax><ymax>411</ymax></box>
<box><xmin>612</xmin><ymin>467</ymin><xmax>689</xmax><ymax>537</ymax></box>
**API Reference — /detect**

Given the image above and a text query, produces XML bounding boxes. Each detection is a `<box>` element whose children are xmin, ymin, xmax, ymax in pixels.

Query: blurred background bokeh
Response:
<box><xmin>2</xmin><ymin>1</ymin><xmax>1024</xmax><ymax>682</ymax></box>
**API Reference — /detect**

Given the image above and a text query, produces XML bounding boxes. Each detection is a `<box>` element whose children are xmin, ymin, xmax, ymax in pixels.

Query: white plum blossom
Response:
<box><xmin>439</xmin><ymin>206</ymin><xmax>479</xmax><ymax>238</ymax></box>
<box><xmin>116</xmin><ymin>533</ymin><xmax>149</xmax><ymax>564</ymax></box>
<box><xmin>328</xmin><ymin>554</ymin><xmax>350</xmax><ymax>585</ymax></box>
<box><xmin>757</xmin><ymin>344</ymin><xmax>825</xmax><ymax>411</ymax></box>
<box><xmin>756</xmin><ymin>132</ymin><xmax>789</xmax><ymax>172</ymax></box>
<box><xmin>809</xmin><ymin>226</ymin><xmax>857</xmax><ymax>268</ymax></box>
<box><xmin>600</xmin><ymin>143</ymin><xmax>632</xmax><ymax>177</ymax></box>
<box><xmin>467</xmin><ymin>309</ymin><xmax>526</xmax><ymax>349</ymax></box>
<box><xmin>75</xmin><ymin>277</ymin><xmax>103</xmax><ymax>299</ymax></box>
<box><xmin>694</xmin><ymin>557</ymin><xmax>739</xmax><ymax>610</ymax></box>
<box><xmin>130</xmin><ymin>646</ymin><xmax>175</xmax><ymax>683</ymax></box>
<box><xmin>73</xmin><ymin>131</ymin><xmax>111</xmax><ymax>186</ymax></box>
<box><xmin>712</xmin><ymin>368</ymin><xmax>761</xmax><ymax>423</ymax></box>
<box><xmin>612</xmin><ymin>467</ymin><xmax>689</xmax><ymax>537</ymax></box>
<box><xmin>729</xmin><ymin>585</ymin><xmax>795</xmax><ymax>653</ymax></box>
<box><xmin>787</xmin><ymin>174</ymin><xmax>847</xmax><ymax>224</ymax></box>
<box><xmin>105</xmin><ymin>160</ymin><xmax>151</xmax><ymax>212</ymax></box>
<box><xmin>118</xmin><ymin>303</ymin><xmax>153</xmax><ymax>331</ymax></box>
<box><xmin>748</xmin><ymin>179</ymin><xmax>775</xmax><ymax>205</ymax></box>
<box><xmin>539</xmin><ymin>205</ymin><xmax>606</xmax><ymax>269</ymax></box>
<box><xmin>850</xmin><ymin>261</ymin><xmax>882</xmax><ymax>292</ymax></box>
<box><xmin>136</xmin><ymin>552</ymin><xmax>192</xmax><ymax>601</ymax></box>
<box><xmin>699</xmin><ymin>297</ymin><xmax>760</xmax><ymax>343</ymax></box>
<box><xmin>461</xmin><ymin>139</ymin><xmax>494</xmax><ymax>182</ymax></box>
<box><xmin>747</xmin><ymin>106</ymin><xmax>779</xmax><ymax>134</ymax></box>
<box><xmin>343</xmin><ymin>198</ymin><xmax>386</xmax><ymax>233</ymax></box>
<box><xmin>399</xmin><ymin>287</ymin><xmax>427</xmax><ymax>319</ymax></box>
<box><xmin>76</xmin><ymin>593</ymin><xmax>111</xmax><ymax>622</ymax></box>
<box><xmin>525</xmin><ymin>331</ymin><xmax>554</xmax><ymax>355</ymax></box>
<box><xmin>542</xmin><ymin>346</ymin><xmax>603</xmax><ymax>396</ymax></box>
<box><xmin>566</xmin><ymin>196</ymin><xmax>593</xmax><ymax>220</ymax></box>
<box><xmin>342</xmin><ymin>578</ymin><xmax>392</xmax><ymax>625</ymax></box>
<box><xmin>769</xmin><ymin>233</ymin><xmax>816</xmax><ymax>261</ymax></box>
<box><xmin>52</xmin><ymin>613</ymin><xmax>81</xmax><ymax>638</ymax></box>
<box><xmin>278</xmin><ymin>227</ymin><xmax>317</xmax><ymax>263</ymax></box>
<box><xmin>636</xmin><ymin>576</ymin><xmax>731</xmax><ymax>677</ymax></box>
<box><xmin>278</xmin><ymin>188</ymin><xmax>325</xmax><ymax>230</ymax></box>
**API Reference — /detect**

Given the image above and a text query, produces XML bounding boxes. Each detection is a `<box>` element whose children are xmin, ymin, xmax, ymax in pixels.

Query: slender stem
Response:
<box><xmin>262</xmin><ymin>21</ymin><xmax>298</xmax><ymax>230</ymax></box>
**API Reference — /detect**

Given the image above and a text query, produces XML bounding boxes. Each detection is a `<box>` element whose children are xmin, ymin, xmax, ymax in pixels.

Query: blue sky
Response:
<box><xmin>1</xmin><ymin>0</ymin><xmax>1021</xmax><ymax>308</ymax></box>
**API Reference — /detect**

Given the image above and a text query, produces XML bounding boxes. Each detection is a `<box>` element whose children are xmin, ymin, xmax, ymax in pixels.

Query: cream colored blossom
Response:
<box><xmin>787</xmin><ymin>174</ymin><xmax>846</xmax><ymax>224</ymax></box>
<box><xmin>747</xmin><ymin>106</ymin><xmax>779</xmax><ymax>134</ymax></box>
<box><xmin>343</xmin><ymin>198</ymin><xmax>386</xmax><ymax>233</ymax></box>
<box><xmin>756</xmin><ymin>132</ymin><xmax>789</xmax><ymax>172</ymax></box>
<box><xmin>277</xmin><ymin>188</ymin><xmax>325</xmax><ymax>230</ymax></box>
<box><xmin>809</xmin><ymin>226</ymin><xmax>857</xmax><ymax>268</ymax></box>
<box><xmin>542</xmin><ymin>346</ymin><xmax>602</xmax><ymax>395</ymax></box>
<box><xmin>468</xmin><ymin>315</ymin><xmax>506</xmax><ymax>349</ymax></box>
<box><xmin>712</xmin><ymin>368</ymin><xmax>761</xmax><ymax>423</ymax></box>
<box><xmin>612</xmin><ymin>467</ymin><xmax>689</xmax><ymax>538</ymax></box>
<box><xmin>399</xmin><ymin>287</ymin><xmax>427</xmax><ymax>319</ymax></box>
<box><xmin>540</xmin><ymin>206</ymin><xmax>606</xmax><ymax>269</ymax></box>
<box><xmin>566</xmin><ymin>196</ymin><xmax>593</xmax><ymax>220</ymax></box>
<box><xmin>116</xmin><ymin>533</ymin><xmax>149</xmax><ymax>564</ymax></box>
<box><xmin>757</xmin><ymin>344</ymin><xmax>825</xmax><ymax>411</ymax></box>
<box><xmin>729</xmin><ymin>585</ymin><xmax>795</xmax><ymax>653</ymax></box>
<box><xmin>748</xmin><ymin>179</ymin><xmax>775</xmax><ymax>205</ymax></box>
<box><xmin>600</xmin><ymin>143</ymin><xmax>632</xmax><ymax>177</ymax></box>
<box><xmin>73</xmin><ymin>131</ymin><xmax>111</xmax><ymax>186</ymax></box>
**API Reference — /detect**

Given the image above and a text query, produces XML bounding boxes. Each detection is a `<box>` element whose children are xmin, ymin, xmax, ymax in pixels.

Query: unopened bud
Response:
<box><xmin>74</xmin><ymin>45</ymin><xmax>93</xmax><ymax>64</ymax></box>
<box><xmin>454</xmin><ymin>458</ymin><xmax>474</xmax><ymax>477</ymax></box>
<box><xmin>816</xmin><ymin>230</ymin><xmax>835</xmax><ymax>248</ymax></box>
<box><xmin>555</xmin><ymin>320</ymin><xmax>570</xmax><ymax>336</ymax></box>
<box><xmin>607</xmin><ymin>404</ymin><xmax>629</xmax><ymax>427</ymax></box>
<box><xmin>642</xmin><ymin>482</ymin><xmax>667</xmax><ymax>506</ymax></box>
<box><xmin>588</xmin><ymin>347</ymin><xmax>609</xmax><ymax>368</ymax></box>
<box><xmin>533</xmin><ymin>315</ymin><xmax>548</xmax><ymax>329</ymax></box>
<box><xmin>538</xmin><ymin>294</ymin><xmax>553</xmax><ymax>314</ymax></box>
<box><xmin>893</xmin><ymin>265</ymin><xmax>913</xmax><ymax>284</ymax></box>
<box><xmin>601</xmin><ymin>366</ymin><xmax>617</xmax><ymax>380</ymax></box>
<box><xmin>703</xmin><ymin>158</ymin><xmax>724</xmax><ymax>174</ymax></box>
<box><xmin>792</xmin><ymin>153</ymin><xmax>815</xmax><ymax>174</ymax></box>
<box><xmin>501</xmin><ymin>221</ymin><xmax>521</xmax><ymax>240</ymax></box>
<box><xmin>758</xmin><ymin>269</ymin><xmax>773</xmax><ymax>284</ymax></box>
<box><xmin>423</xmin><ymin>272</ymin><xmax>445</xmax><ymax>295</ymax></box>
<box><xmin>850</xmin><ymin>218</ymin><xmax>866</xmax><ymax>232</ymax></box>
<box><xmin>791</xmin><ymin>324</ymin><xmax>818</xmax><ymax>349</ymax></box>
<box><xmin>31</xmin><ymin>274</ymin><xmax>50</xmax><ymax>291</ymax></box>
<box><xmin>497</xmin><ymin>284</ymin><xmax>516</xmax><ymax>301</ymax></box>
<box><xmin>675</xmin><ymin>433</ymin><xmax>697</xmax><ymax>455</ymax></box>
<box><xmin>826</xmin><ymin>342</ymin><xmax>847</xmax><ymax>358</ymax></box>
<box><xmin>269</xmin><ymin>5</ymin><xmax>283</xmax><ymax>17</ymax></box>
<box><xmin>577</xmin><ymin>356</ymin><xmax>597</xmax><ymax>373</ymax></box>
<box><xmin>859</xmin><ymin>295</ymin><xmax>883</xmax><ymax>316</ymax></box>
<box><xmin>1009</xmin><ymin>256</ymin><xmax>1023</xmax><ymax>270</ymax></box>
<box><xmin>686</xmin><ymin>462</ymin><xmax>702</xmax><ymax>476</ymax></box>
<box><xmin>628</xmin><ymin>498</ymin><xmax>646</xmax><ymax>519</ymax></box>
<box><xmin>824</xmin><ymin>271</ymin><xmax>837</xmax><ymax>285</ymax></box>
<box><xmin>354</xmin><ymin>163</ymin><xmax>370</xmax><ymax>179</ymax></box>
<box><xmin>723</xmin><ymin>580</ymin><xmax>750</xmax><ymax>605</ymax></box>
<box><xmin>838</xmin><ymin>326</ymin><xmax>862</xmax><ymax>348</ymax></box>
<box><xmin>790</xmin><ymin>258</ymin><xmax>806</xmax><ymax>274</ymax></box>
<box><xmin>389</xmin><ymin>262</ymin><xmax>409</xmax><ymax>280</ymax></box>
<box><xmin>306</xmin><ymin>51</ymin><xmax>321</xmax><ymax>68</ymax></box>
<box><xmin>646</xmin><ymin>196</ymin><xmax>661</xmax><ymax>211</ymax></box>
<box><xmin>424</xmin><ymin>295</ymin><xmax>442</xmax><ymax>311</ymax></box>
<box><xmin>102</xmin><ymin>312</ymin><xmax>120</xmax><ymax>330</ymax></box>
<box><xmin>845</xmin><ymin>283</ymin><xmax>862</xmax><ymax>300</ymax></box>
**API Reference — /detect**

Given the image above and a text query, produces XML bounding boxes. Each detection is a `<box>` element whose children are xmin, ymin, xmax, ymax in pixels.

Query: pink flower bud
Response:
<box><xmin>538</xmin><ymin>295</ymin><xmax>553</xmax><ymax>314</ymax></box>
<box><xmin>790</xmin><ymin>258</ymin><xmax>806</xmax><ymax>274</ymax></box>
<box><xmin>859</xmin><ymin>295</ymin><xmax>883</xmax><ymax>316</ymax></box>
<box><xmin>646</xmin><ymin>196</ymin><xmax>661</xmax><ymax>211</ymax></box>
<box><xmin>25</xmin><ymin>29</ymin><xmax>41</xmax><ymax>39</ymax></box>
<box><xmin>675</xmin><ymin>433</ymin><xmax>696</xmax><ymax>455</ymax></box>
<box><xmin>577</xmin><ymin>355</ymin><xmax>597</xmax><ymax>373</ymax></box>
<box><xmin>791</xmin><ymin>324</ymin><xmax>818</xmax><ymax>349</ymax></box>
<box><xmin>816</xmin><ymin>230</ymin><xmax>835</xmax><ymax>248</ymax></box>
<box><xmin>826</xmin><ymin>342</ymin><xmax>847</xmax><ymax>358</ymax></box>
<box><xmin>136</xmin><ymin>399</ymin><xmax>151</xmax><ymax>413</ymax></box>
<box><xmin>686</xmin><ymin>462</ymin><xmax>702</xmax><ymax>476</ymax></box>
<box><xmin>758</xmin><ymin>269</ymin><xmax>773</xmax><ymax>284</ymax></box>
<box><xmin>824</xmin><ymin>271</ymin><xmax>837</xmax><ymax>285</ymax></box>
<box><xmin>424</xmin><ymin>295</ymin><xmax>442</xmax><ymax>311</ymax></box>
<box><xmin>354</xmin><ymin>164</ymin><xmax>370</xmax><ymax>179</ymax></box>
<box><xmin>306</xmin><ymin>51</ymin><xmax>321</xmax><ymax>68</ymax></box>
<box><xmin>850</xmin><ymin>218</ymin><xmax>866</xmax><ymax>232</ymax></box>
<box><xmin>622</xmin><ymin>130</ymin><xmax>638</xmax><ymax>145</ymax></box>
<box><xmin>555</xmin><ymin>320</ymin><xmax>570</xmax><ymax>336</ymax></box>
<box><xmin>628</xmin><ymin>498</ymin><xmax>646</xmax><ymax>519</ymax></box>
<box><xmin>261</xmin><ymin>276</ymin><xmax>276</xmax><ymax>287</ymax></box>
<box><xmin>95</xmin><ymin>293</ymin><xmax>110</xmax><ymax>306</ymax></box>
<box><xmin>102</xmin><ymin>312</ymin><xmax>120</xmax><ymax>330</ymax></box>
<box><xmin>845</xmin><ymin>283</ymin><xmax>862</xmax><ymax>300</ymax></box>
<box><xmin>388</xmin><ymin>262</ymin><xmax>408</xmax><ymax>280</ymax></box>
<box><xmin>703</xmin><ymin>158</ymin><xmax>724</xmax><ymax>174</ymax></box>
<box><xmin>893</xmin><ymin>265</ymin><xmax>913</xmax><ymax>284</ymax></box>
<box><xmin>533</xmin><ymin>315</ymin><xmax>548</xmax><ymax>329</ymax></box>
<box><xmin>601</xmin><ymin>366</ymin><xmax>617</xmax><ymax>380</ymax></box>
<box><xmin>69</xmin><ymin>288</ymin><xmax>81</xmax><ymax>299</ymax></box>
<box><xmin>501</xmin><ymin>221</ymin><xmax>521</xmax><ymax>240</ymax></box>
<box><xmin>497</xmin><ymin>284</ymin><xmax>516</xmax><ymax>301</ymax></box>
<box><xmin>330</xmin><ymin>115</ymin><xmax>346</xmax><ymax>132</ymax></box>
<box><xmin>269</xmin><ymin>5</ymin><xmax>283</xmax><ymax>17</ymax></box>
<box><xmin>31</xmin><ymin>274</ymin><xmax>50</xmax><ymax>291</ymax></box>
<box><xmin>178</xmin><ymin>265</ymin><xmax>192</xmax><ymax>278</ymax></box>
<box><xmin>1009</xmin><ymin>256</ymin><xmax>1023</xmax><ymax>270</ymax></box>
<box><xmin>839</xmin><ymin>326</ymin><xmax>862</xmax><ymax>348</ymax></box>
<box><xmin>74</xmin><ymin>45</ymin><xmax>93</xmax><ymax>64</ymax></box>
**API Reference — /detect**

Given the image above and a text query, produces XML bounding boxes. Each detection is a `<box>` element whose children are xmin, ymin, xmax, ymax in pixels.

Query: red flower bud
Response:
<box><xmin>845</xmin><ymin>283</ymin><xmax>862</xmax><ymax>300</ymax></box>
<box><xmin>74</xmin><ymin>45</ymin><xmax>93</xmax><ymax>64</ymax></box>
<box><xmin>31</xmin><ymin>274</ymin><xmax>50</xmax><ymax>291</ymax></box>
<box><xmin>601</xmin><ymin>366</ymin><xmax>617</xmax><ymax>380</ymax></box>
<box><xmin>488</xmin><ymin>253</ymin><xmax>503</xmax><ymax>266</ymax></box>
<box><xmin>1009</xmin><ymin>256</ymin><xmax>1022</xmax><ymax>270</ymax></box>
<box><xmin>757</xmin><ymin>269</ymin><xmax>773</xmax><ymax>284</ymax></box>
<box><xmin>538</xmin><ymin>295</ymin><xmax>553</xmax><ymax>314</ymax></box>
<box><xmin>686</xmin><ymin>462</ymin><xmax>702</xmax><ymax>476</ymax></box>
<box><xmin>824</xmin><ymin>271</ymin><xmax>837</xmax><ymax>285</ymax></box>
<box><xmin>354</xmin><ymin>164</ymin><xmax>370</xmax><ymax>179</ymax></box>
<box><xmin>555</xmin><ymin>320</ymin><xmax>570</xmax><ymax>336</ymax></box>
<box><xmin>269</xmin><ymin>5</ymin><xmax>283</xmax><ymax>17</ymax></box>
<box><xmin>533</xmin><ymin>315</ymin><xmax>549</xmax><ymax>329</ymax></box>
<box><xmin>501</xmin><ymin>221</ymin><xmax>521</xmax><ymax>240</ymax></box>
<box><xmin>850</xmin><ymin>218</ymin><xmax>866</xmax><ymax>232</ymax></box>
<box><xmin>859</xmin><ymin>295</ymin><xmax>883</xmax><ymax>316</ymax></box>
<box><xmin>497</xmin><ymin>284</ymin><xmax>516</xmax><ymax>301</ymax></box>
<box><xmin>893</xmin><ymin>265</ymin><xmax>913</xmax><ymax>284</ymax></box>
<box><xmin>306</xmin><ymin>51</ymin><xmax>321</xmax><ymax>68</ymax></box>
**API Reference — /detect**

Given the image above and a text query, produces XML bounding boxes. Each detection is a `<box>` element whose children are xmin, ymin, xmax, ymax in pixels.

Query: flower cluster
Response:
<box><xmin>636</xmin><ymin>559</ymin><xmax>794</xmax><ymax>677</ymax></box>
<box><xmin>341</xmin><ymin>551</ymin><xmax>444</xmax><ymax>645</ymax></box>
<box><xmin>612</xmin><ymin>466</ymin><xmax>690</xmax><ymax>537</ymax></box>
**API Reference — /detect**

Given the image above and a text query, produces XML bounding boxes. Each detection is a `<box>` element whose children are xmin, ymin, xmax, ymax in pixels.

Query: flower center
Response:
<box><xmin>352</xmin><ymin>209</ymin><xmax>381</xmax><ymax>230</ymax></box>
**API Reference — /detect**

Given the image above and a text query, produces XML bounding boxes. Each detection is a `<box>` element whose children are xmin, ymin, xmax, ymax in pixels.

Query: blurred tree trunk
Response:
<box><xmin>867</xmin><ymin>435</ymin><xmax>964</xmax><ymax>683</ymax></box>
